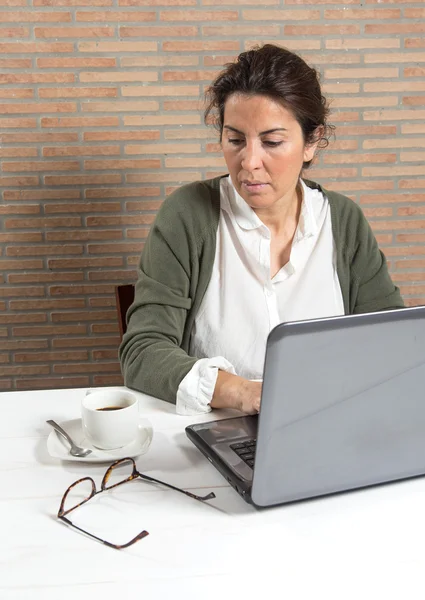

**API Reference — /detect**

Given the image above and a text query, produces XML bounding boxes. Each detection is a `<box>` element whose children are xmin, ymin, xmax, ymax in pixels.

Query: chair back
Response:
<box><xmin>115</xmin><ymin>284</ymin><xmax>135</xmax><ymax>339</ymax></box>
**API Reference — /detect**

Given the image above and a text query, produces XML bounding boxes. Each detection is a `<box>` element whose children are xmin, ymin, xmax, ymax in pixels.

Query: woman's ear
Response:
<box><xmin>303</xmin><ymin>126</ymin><xmax>324</xmax><ymax>163</ymax></box>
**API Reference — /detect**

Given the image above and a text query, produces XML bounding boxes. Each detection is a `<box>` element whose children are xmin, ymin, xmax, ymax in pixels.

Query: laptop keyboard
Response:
<box><xmin>230</xmin><ymin>439</ymin><xmax>257</xmax><ymax>468</ymax></box>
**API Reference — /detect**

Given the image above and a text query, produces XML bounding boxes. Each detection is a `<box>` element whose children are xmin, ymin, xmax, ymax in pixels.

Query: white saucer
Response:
<box><xmin>47</xmin><ymin>417</ymin><xmax>153</xmax><ymax>463</ymax></box>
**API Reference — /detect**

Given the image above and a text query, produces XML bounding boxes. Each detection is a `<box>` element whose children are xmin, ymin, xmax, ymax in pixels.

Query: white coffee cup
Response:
<box><xmin>82</xmin><ymin>389</ymin><xmax>139</xmax><ymax>450</ymax></box>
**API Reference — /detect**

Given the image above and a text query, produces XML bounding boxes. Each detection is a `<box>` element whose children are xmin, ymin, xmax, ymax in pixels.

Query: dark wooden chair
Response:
<box><xmin>115</xmin><ymin>284</ymin><xmax>135</xmax><ymax>339</ymax></box>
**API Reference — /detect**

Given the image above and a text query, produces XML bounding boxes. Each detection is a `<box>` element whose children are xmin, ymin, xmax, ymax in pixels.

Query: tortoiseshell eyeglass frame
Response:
<box><xmin>57</xmin><ymin>456</ymin><xmax>216</xmax><ymax>550</ymax></box>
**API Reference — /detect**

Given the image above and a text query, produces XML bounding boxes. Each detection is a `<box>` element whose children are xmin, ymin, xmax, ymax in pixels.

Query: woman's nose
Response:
<box><xmin>240</xmin><ymin>144</ymin><xmax>263</xmax><ymax>171</ymax></box>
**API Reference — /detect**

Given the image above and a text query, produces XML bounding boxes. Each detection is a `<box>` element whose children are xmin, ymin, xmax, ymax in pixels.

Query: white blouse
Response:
<box><xmin>176</xmin><ymin>176</ymin><xmax>345</xmax><ymax>415</ymax></box>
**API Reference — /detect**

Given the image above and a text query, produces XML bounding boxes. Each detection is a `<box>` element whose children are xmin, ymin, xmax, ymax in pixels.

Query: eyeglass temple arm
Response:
<box><xmin>59</xmin><ymin>515</ymin><xmax>149</xmax><ymax>549</ymax></box>
<box><xmin>138</xmin><ymin>473</ymin><xmax>216</xmax><ymax>502</ymax></box>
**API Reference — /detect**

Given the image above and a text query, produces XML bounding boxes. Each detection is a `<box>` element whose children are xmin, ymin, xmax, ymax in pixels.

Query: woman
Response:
<box><xmin>119</xmin><ymin>44</ymin><xmax>404</xmax><ymax>416</ymax></box>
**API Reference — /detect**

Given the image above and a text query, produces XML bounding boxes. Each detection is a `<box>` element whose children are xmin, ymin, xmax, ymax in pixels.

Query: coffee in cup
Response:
<box><xmin>82</xmin><ymin>389</ymin><xmax>139</xmax><ymax>450</ymax></box>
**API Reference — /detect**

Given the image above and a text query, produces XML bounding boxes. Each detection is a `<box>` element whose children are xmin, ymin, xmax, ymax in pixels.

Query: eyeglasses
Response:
<box><xmin>58</xmin><ymin>457</ymin><xmax>216</xmax><ymax>550</ymax></box>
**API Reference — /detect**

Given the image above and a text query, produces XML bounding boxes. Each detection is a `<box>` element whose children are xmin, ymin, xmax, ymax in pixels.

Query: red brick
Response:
<box><xmin>88</xmin><ymin>242</ymin><xmax>143</xmax><ymax>254</ymax></box>
<box><xmin>403</xmin><ymin>97</ymin><xmax>425</xmax><ymax>106</ymax></box>
<box><xmin>406</xmin><ymin>38</ymin><xmax>425</xmax><ymax>48</ymax></box>
<box><xmin>2</xmin><ymin>161</ymin><xmax>79</xmax><ymax>172</ymax></box>
<box><xmin>86</xmin><ymin>187</ymin><xmax>159</xmax><ymax>198</ymax></box>
<box><xmin>91</xmin><ymin>323</ymin><xmax>119</xmax><ymax>333</ymax></box>
<box><xmin>285</xmin><ymin>24</ymin><xmax>360</xmax><ymax>35</ymax></box>
<box><xmin>120</xmin><ymin>0</ymin><xmax>196</xmax><ymax>4</ymax></box>
<box><xmin>0</xmin><ymin>176</ymin><xmax>39</xmax><ymax>187</ymax></box>
<box><xmin>124</xmin><ymin>115</ymin><xmax>200</xmax><ymax>126</ymax></box>
<box><xmin>39</xmin><ymin>87</ymin><xmax>118</xmax><ymax>98</ymax></box>
<box><xmin>0</xmin><ymin>73</ymin><xmax>74</xmax><ymax>84</ymax></box>
<box><xmin>54</xmin><ymin>362</ymin><xmax>121</xmax><ymax>374</ymax></box>
<box><xmin>324</xmin><ymin>153</ymin><xmax>396</xmax><ymax>164</ymax></box>
<box><xmin>1</xmin><ymin>132</ymin><xmax>78</xmax><ymax>143</ymax></box>
<box><xmin>5</xmin><ymin>217</ymin><xmax>81</xmax><ymax>229</ymax></box>
<box><xmin>361</xmin><ymin>194</ymin><xmax>425</xmax><ymax>204</ymax></box>
<box><xmin>86</xmin><ymin>215</ymin><xmax>155</xmax><ymax>226</ymax></box>
<box><xmin>0</xmin><ymin>11</ymin><xmax>71</xmax><ymax>21</ymax></box>
<box><xmin>83</xmin><ymin>131</ymin><xmax>160</xmax><ymax>141</ymax></box>
<box><xmin>6</xmin><ymin>245</ymin><xmax>83</xmax><ymax>257</ymax></box>
<box><xmin>0</xmin><ymin>259</ymin><xmax>43</xmax><ymax>270</ymax></box>
<box><xmin>0</xmin><ymin>118</ymin><xmax>36</xmax><ymax>128</ymax></box>
<box><xmin>48</xmin><ymin>257</ymin><xmax>123</xmax><ymax>269</ymax></box>
<box><xmin>10</xmin><ymin>298</ymin><xmax>85</xmax><ymax>310</ymax></box>
<box><xmin>50</xmin><ymin>284</ymin><xmax>115</xmax><ymax>295</ymax></box>
<box><xmin>0</xmin><ymin>88</ymin><xmax>33</xmax><ymax>99</ymax></box>
<box><xmin>82</xmin><ymin>100</ymin><xmax>158</xmax><ymax>111</ymax></box>
<box><xmin>0</xmin><ymin>365</ymin><xmax>50</xmax><ymax>376</ymax></box>
<box><xmin>203</xmin><ymin>25</ymin><xmax>279</xmax><ymax>35</ymax></box>
<box><xmin>0</xmin><ymin>102</ymin><xmax>76</xmax><ymax>114</ymax></box>
<box><xmin>38</xmin><ymin>57</ymin><xmax>116</xmax><ymax>68</ymax></box>
<box><xmin>326</xmin><ymin>38</ymin><xmax>400</xmax><ymax>49</ymax></box>
<box><xmin>399</xmin><ymin>179</ymin><xmax>425</xmax><ymax>189</ymax></box>
<box><xmin>0</xmin><ymin>233</ymin><xmax>42</xmax><ymax>243</ymax></box>
<box><xmin>366</xmin><ymin>23</ymin><xmax>425</xmax><ymax>34</ymax></box>
<box><xmin>0</xmin><ymin>205</ymin><xmax>40</xmax><ymax>215</ymax></box>
<box><xmin>41</xmin><ymin>116</ymin><xmax>119</xmax><ymax>128</ymax></box>
<box><xmin>13</xmin><ymin>325</ymin><xmax>87</xmax><ymax>336</ymax></box>
<box><xmin>43</xmin><ymin>145</ymin><xmax>120</xmax><ymax>157</ymax></box>
<box><xmin>35</xmin><ymin>0</ymin><xmax>113</xmax><ymax>4</ymax></box>
<box><xmin>76</xmin><ymin>10</ymin><xmax>155</xmax><ymax>20</ymax></box>
<box><xmin>52</xmin><ymin>336</ymin><xmax>119</xmax><ymax>348</ymax></box>
<box><xmin>92</xmin><ymin>349</ymin><xmax>118</xmax><ymax>360</ymax></box>
<box><xmin>0</xmin><ymin>286</ymin><xmax>44</xmax><ymax>297</ymax></box>
<box><xmin>0</xmin><ymin>42</ymin><xmax>73</xmax><ymax>53</ymax></box>
<box><xmin>0</xmin><ymin>340</ymin><xmax>48</xmax><ymax>350</ymax></box>
<box><xmin>9</xmin><ymin>273</ymin><xmax>83</xmax><ymax>283</ymax></box>
<box><xmin>0</xmin><ymin>58</ymin><xmax>31</xmax><ymax>68</ymax></box>
<box><xmin>163</xmin><ymin>40</ymin><xmax>238</xmax><ymax>51</ymax></box>
<box><xmin>160</xmin><ymin>9</ymin><xmax>237</xmax><ymax>20</ymax></box>
<box><xmin>45</xmin><ymin>202</ymin><xmax>120</xmax><ymax>214</ymax></box>
<box><xmin>44</xmin><ymin>174</ymin><xmax>121</xmax><ymax>185</ymax></box>
<box><xmin>46</xmin><ymin>230</ymin><xmax>122</xmax><ymax>241</ymax></box>
<box><xmin>78</xmin><ymin>41</ymin><xmax>157</xmax><ymax>52</ymax></box>
<box><xmin>126</xmin><ymin>171</ymin><xmax>200</xmax><ymax>183</ymax></box>
<box><xmin>4</xmin><ymin>189</ymin><xmax>80</xmax><ymax>201</ymax></box>
<box><xmin>89</xmin><ymin>297</ymin><xmax>116</xmax><ymax>308</ymax></box>
<box><xmin>35</xmin><ymin>27</ymin><xmax>114</xmax><ymax>37</ymax></box>
<box><xmin>120</xmin><ymin>26</ymin><xmax>197</xmax><ymax>37</ymax></box>
<box><xmin>88</xmin><ymin>270</ymin><xmax>137</xmax><ymax>281</ymax></box>
<box><xmin>85</xmin><ymin>159</ymin><xmax>160</xmax><ymax>170</ymax></box>
<box><xmin>0</xmin><ymin>147</ymin><xmax>37</xmax><ymax>157</ymax></box>
<box><xmin>0</xmin><ymin>313</ymin><xmax>46</xmax><ymax>324</ymax></box>
<box><xmin>121</xmin><ymin>56</ymin><xmax>198</xmax><ymax>67</ymax></box>
<box><xmin>14</xmin><ymin>350</ymin><xmax>88</xmax><ymax>362</ymax></box>
<box><xmin>122</xmin><ymin>85</ymin><xmax>199</xmax><ymax>97</ymax></box>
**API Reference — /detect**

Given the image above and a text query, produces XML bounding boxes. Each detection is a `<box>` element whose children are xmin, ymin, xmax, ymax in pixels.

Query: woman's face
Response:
<box><xmin>221</xmin><ymin>93</ymin><xmax>318</xmax><ymax>212</ymax></box>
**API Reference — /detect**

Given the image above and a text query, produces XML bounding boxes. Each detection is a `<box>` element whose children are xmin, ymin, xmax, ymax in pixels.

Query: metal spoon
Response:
<box><xmin>46</xmin><ymin>420</ymin><xmax>92</xmax><ymax>458</ymax></box>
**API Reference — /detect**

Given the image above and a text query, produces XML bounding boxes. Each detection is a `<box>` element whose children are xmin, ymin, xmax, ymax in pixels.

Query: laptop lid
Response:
<box><xmin>251</xmin><ymin>305</ymin><xmax>425</xmax><ymax>507</ymax></box>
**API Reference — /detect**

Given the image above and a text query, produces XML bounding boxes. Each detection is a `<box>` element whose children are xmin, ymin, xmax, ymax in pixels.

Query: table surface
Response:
<box><xmin>2</xmin><ymin>386</ymin><xmax>425</xmax><ymax>600</ymax></box>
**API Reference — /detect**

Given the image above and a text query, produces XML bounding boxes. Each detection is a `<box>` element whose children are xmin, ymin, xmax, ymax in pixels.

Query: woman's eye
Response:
<box><xmin>263</xmin><ymin>141</ymin><xmax>283</xmax><ymax>147</ymax></box>
<box><xmin>228</xmin><ymin>138</ymin><xmax>243</xmax><ymax>145</ymax></box>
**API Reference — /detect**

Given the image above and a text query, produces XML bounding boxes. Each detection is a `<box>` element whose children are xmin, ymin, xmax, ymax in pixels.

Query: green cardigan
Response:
<box><xmin>119</xmin><ymin>176</ymin><xmax>404</xmax><ymax>403</ymax></box>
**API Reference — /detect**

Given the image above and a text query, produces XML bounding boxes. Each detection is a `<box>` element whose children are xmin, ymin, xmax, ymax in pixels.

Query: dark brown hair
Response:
<box><xmin>204</xmin><ymin>44</ymin><xmax>334</xmax><ymax>168</ymax></box>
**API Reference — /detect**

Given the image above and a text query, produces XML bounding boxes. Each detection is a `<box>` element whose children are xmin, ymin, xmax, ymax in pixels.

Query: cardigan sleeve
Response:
<box><xmin>118</xmin><ymin>179</ymin><xmax>220</xmax><ymax>405</ymax></box>
<box><xmin>119</xmin><ymin>207</ymin><xmax>198</xmax><ymax>403</ymax></box>
<box><xmin>348</xmin><ymin>204</ymin><xmax>404</xmax><ymax>314</ymax></box>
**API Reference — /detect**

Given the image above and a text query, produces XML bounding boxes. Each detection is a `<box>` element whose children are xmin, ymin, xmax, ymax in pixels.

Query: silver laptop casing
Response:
<box><xmin>251</xmin><ymin>306</ymin><xmax>425</xmax><ymax>506</ymax></box>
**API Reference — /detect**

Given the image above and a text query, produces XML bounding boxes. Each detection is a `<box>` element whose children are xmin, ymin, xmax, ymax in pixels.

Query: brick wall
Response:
<box><xmin>0</xmin><ymin>0</ymin><xmax>424</xmax><ymax>391</ymax></box>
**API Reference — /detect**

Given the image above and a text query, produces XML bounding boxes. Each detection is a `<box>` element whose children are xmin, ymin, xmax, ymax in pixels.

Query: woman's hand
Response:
<box><xmin>210</xmin><ymin>371</ymin><xmax>262</xmax><ymax>414</ymax></box>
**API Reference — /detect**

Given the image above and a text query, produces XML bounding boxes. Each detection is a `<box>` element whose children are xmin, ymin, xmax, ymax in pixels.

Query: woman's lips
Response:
<box><xmin>241</xmin><ymin>181</ymin><xmax>268</xmax><ymax>192</ymax></box>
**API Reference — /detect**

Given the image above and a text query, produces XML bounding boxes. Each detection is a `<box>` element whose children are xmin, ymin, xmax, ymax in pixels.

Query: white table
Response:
<box><xmin>2</xmin><ymin>386</ymin><xmax>425</xmax><ymax>600</ymax></box>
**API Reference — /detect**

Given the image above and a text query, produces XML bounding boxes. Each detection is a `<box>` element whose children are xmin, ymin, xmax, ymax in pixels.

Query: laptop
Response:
<box><xmin>186</xmin><ymin>305</ymin><xmax>425</xmax><ymax>507</ymax></box>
